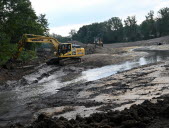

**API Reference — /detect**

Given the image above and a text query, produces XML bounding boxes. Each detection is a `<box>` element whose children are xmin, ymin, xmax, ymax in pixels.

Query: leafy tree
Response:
<box><xmin>69</xmin><ymin>29</ymin><xmax>77</xmax><ymax>40</ymax></box>
<box><xmin>107</xmin><ymin>17</ymin><xmax>123</xmax><ymax>31</ymax></box>
<box><xmin>0</xmin><ymin>0</ymin><xmax>49</xmax><ymax>65</ymax></box>
<box><xmin>75</xmin><ymin>25</ymin><xmax>88</xmax><ymax>43</ymax></box>
<box><xmin>106</xmin><ymin>17</ymin><xmax>123</xmax><ymax>42</ymax></box>
<box><xmin>124</xmin><ymin>16</ymin><xmax>139</xmax><ymax>41</ymax></box>
<box><xmin>141</xmin><ymin>11</ymin><xmax>157</xmax><ymax>39</ymax></box>
<box><xmin>75</xmin><ymin>23</ymin><xmax>105</xmax><ymax>43</ymax></box>
<box><xmin>1</xmin><ymin>0</ymin><xmax>48</xmax><ymax>44</ymax></box>
<box><xmin>51</xmin><ymin>33</ymin><xmax>71</xmax><ymax>42</ymax></box>
<box><xmin>157</xmin><ymin>7</ymin><xmax>169</xmax><ymax>36</ymax></box>
<box><xmin>37</xmin><ymin>14</ymin><xmax>49</xmax><ymax>35</ymax></box>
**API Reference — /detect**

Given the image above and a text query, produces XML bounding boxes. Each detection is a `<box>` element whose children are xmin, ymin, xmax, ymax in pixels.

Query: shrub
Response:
<box><xmin>0</xmin><ymin>43</ymin><xmax>37</xmax><ymax>66</ymax></box>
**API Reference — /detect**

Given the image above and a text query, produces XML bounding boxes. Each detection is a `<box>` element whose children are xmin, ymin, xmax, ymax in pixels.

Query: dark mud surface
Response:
<box><xmin>2</xmin><ymin>58</ymin><xmax>168</xmax><ymax>127</ymax></box>
<box><xmin>1</xmin><ymin>36</ymin><xmax>169</xmax><ymax>127</ymax></box>
<box><xmin>0</xmin><ymin>52</ymin><xmax>52</xmax><ymax>84</ymax></box>
<box><xmin>9</xmin><ymin>95</ymin><xmax>169</xmax><ymax>128</ymax></box>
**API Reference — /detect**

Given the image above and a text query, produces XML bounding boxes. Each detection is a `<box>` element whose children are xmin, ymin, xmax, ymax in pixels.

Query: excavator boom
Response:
<box><xmin>4</xmin><ymin>34</ymin><xmax>85</xmax><ymax>68</ymax></box>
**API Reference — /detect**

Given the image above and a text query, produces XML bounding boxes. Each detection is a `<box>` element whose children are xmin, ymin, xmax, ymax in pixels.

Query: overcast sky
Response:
<box><xmin>30</xmin><ymin>0</ymin><xmax>169</xmax><ymax>36</ymax></box>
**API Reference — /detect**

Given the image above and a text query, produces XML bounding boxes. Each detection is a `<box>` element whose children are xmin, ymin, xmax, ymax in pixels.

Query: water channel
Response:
<box><xmin>1</xmin><ymin>50</ymin><xmax>169</xmax><ymax>125</ymax></box>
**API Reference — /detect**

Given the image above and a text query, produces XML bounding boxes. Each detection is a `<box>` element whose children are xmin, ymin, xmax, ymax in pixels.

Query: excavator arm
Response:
<box><xmin>24</xmin><ymin>34</ymin><xmax>60</xmax><ymax>49</ymax></box>
<box><xmin>4</xmin><ymin>34</ymin><xmax>85</xmax><ymax>68</ymax></box>
<box><xmin>12</xmin><ymin>34</ymin><xmax>60</xmax><ymax>61</ymax></box>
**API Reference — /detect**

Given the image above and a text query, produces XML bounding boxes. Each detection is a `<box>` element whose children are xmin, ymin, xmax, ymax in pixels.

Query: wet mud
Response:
<box><xmin>9</xmin><ymin>96</ymin><xmax>169</xmax><ymax>128</ymax></box>
<box><xmin>1</xmin><ymin>36</ymin><xmax>169</xmax><ymax>127</ymax></box>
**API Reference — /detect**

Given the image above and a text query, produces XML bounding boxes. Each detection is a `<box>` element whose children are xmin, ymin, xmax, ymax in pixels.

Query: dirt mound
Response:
<box><xmin>10</xmin><ymin>95</ymin><xmax>169</xmax><ymax>128</ymax></box>
<box><xmin>106</xmin><ymin>36</ymin><xmax>169</xmax><ymax>48</ymax></box>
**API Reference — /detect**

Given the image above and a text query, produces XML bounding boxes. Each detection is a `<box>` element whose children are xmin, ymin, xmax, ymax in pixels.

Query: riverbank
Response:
<box><xmin>0</xmin><ymin>45</ymin><xmax>147</xmax><ymax>89</ymax></box>
<box><xmin>7</xmin><ymin>59</ymin><xmax>169</xmax><ymax>128</ymax></box>
<box><xmin>1</xmin><ymin>36</ymin><xmax>169</xmax><ymax>127</ymax></box>
<box><xmin>31</xmin><ymin>59</ymin><xmax>169</xmax><ymax>119</ymax></box>
<box><xmin>1</xmin><ymin>36</ymin><xmax>169</xmax><ymax>83</ymax></box>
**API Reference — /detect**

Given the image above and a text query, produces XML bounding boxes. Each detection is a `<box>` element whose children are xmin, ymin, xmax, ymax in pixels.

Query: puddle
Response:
<box><xmin>1</xmin><ymin>50</ymin><xmax>169</xmax><ymax>125</ymax></box>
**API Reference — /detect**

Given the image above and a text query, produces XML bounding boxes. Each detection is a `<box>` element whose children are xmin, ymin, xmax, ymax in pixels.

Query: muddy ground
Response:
<box><xmin>1</xmin><ymin>36</ymin><xmax>169</xmax><ymax>127</ymax></box>
<box><xmin>14</xmin><ymin>59</ymin><xmax>168</xmax><ymax>128</ymax></box>
<box><xmin>11</xmin><ymin>95</ymin><xmax>169</xmax><ymax>128</ymax></box>
<box><xmin>1</xmin><ymin>36</ymin><xmax>169</xmax><ymax>83</ymax></box>
<box><xmin>0</xmin><ymin>41</ymin><xmax>149</xmax><ymax>83</ymax></box>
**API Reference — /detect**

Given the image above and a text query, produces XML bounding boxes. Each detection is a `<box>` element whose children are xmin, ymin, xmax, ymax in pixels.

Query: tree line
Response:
<box><xmin>1</xmin><ymin>0</ymin><xmax>169</xmax><ymax>45</ymax></box>
<box><xmin>70</xmin><ymin>7</ymin><xmax>169</xmax><ymax>43</ymax></box>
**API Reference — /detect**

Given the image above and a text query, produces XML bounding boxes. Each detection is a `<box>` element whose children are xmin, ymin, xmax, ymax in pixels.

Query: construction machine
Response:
<box><xmin>94</xmin><ymin>37</ymin><xmax>103</xmax><ymax>47</ymax></box>
<box><xmin>4</xmin><ymin>34</ymin><xmax>85</xmax><ymax>68</ymax></box>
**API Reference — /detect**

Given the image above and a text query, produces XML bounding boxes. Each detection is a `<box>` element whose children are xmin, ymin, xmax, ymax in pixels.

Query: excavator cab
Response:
<box><xmin>58</xmin><ymin>44</ymin><xmax>71</xmax><ymax>55</ymax></box>
<box><xmin>57</xmin><ymin>43</ymin><xmax>85</xmax><ymax>58</ymax></box>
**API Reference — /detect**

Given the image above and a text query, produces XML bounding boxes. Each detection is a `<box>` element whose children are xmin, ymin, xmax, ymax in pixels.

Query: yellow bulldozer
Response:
<box><xmin>4</xmin><ymin>34</ymin><xmax>85</xmax><ymax>68</ymax></box>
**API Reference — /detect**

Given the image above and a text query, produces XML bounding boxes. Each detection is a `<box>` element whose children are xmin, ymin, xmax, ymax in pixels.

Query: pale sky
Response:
<box><xmin>30</xmin><ymin>0</ymin><xmax>169</xmax><ymax>36</ymax></box>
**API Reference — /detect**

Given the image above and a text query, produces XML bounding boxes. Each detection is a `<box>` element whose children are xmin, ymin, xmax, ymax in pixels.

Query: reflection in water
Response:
<box><xmin>53</xmin><ymin>51</ymin><xmax>169</xmax><ymax>85</ymax></box>
<box><xmin>1</xmin><ymin>50</ymin><xmax>169</xmax><ymax>124</ymax></box>
<box><xmin>81</xmin><ymin>51</ymin><xmax>169</xmax><ymax>81</ymax></box>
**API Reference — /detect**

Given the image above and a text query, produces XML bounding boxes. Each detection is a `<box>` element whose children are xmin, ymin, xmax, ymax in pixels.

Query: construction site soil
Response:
<box><xmin>10</xmin><ymin>96</ymin><xmax>169</xmax><ymax>128</ymax></box>
<box><xmin>1</xmin><ymin>36</ymin><xmax>169</xmax><ymax>127</ymax></box>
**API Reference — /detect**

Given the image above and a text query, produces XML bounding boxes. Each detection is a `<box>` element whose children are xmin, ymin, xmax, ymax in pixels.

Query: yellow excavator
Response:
<box><xmin>4</xmin><ymin>34</ymin><xmax>85</xmax><ymax>68</ymax></box>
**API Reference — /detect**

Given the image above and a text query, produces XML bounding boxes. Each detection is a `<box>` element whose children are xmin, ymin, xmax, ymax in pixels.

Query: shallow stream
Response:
<box><xmin>1</xmin><ymin>50</ymin><xmax>169</xmax><ymax>125</ymax></box>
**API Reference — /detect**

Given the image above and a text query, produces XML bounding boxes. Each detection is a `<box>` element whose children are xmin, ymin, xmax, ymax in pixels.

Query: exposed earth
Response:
<box><xmin>1</xmin><ymin>36</ymin><xmax>169</xmax><ymax>127</ymax></box>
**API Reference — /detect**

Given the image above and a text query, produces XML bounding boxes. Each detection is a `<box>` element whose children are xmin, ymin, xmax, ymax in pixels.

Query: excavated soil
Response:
<box><xmin>10</xmin><ymin>95</ymin><xmax>169</xmax><ymax>128</ymax></box>
<box><xmin>1</xmin><ymin>36</ymin><xmax>169</xmax><ymax>127</ymax></box>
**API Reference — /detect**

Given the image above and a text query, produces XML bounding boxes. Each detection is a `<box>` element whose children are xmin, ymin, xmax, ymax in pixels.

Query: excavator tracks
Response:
<box><xmin>46</xmin><ymin>57</ymin><xmax>81</xmax><ymax>66</ymax></box>
<box><xmin>59</xmin><ymin>58</ymin><xmax>81</xmax><ymax>66</ymax></box>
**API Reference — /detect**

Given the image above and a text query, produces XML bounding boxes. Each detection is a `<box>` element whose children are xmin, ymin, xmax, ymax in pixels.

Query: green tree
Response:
<box><xmin>106</xmin><ymin>17</ymin><xmax>123</xmax><ymax>42</ymax></box>
<box><xmin>37</xmin><ymin>14</ymin><xmax>49</xmax><ymax>35</ymax></box>
<box><xmin>75</xmin><ymin>23</ymin><xmax>105</xmax><ymax>43</ymax></box>
<box><xmin>141</xmin><ymin>11</ymin><xmax>157</xmax><ymax>39</ymax></box>
<box><xmin>124</xmin><ymin>16</ymin><xmax>139</xmax><ymax>41</ymax></box>
<box><xmin>1</xmin><ymin>0</ymin><xmax>48</xmax><ymax>44</ymax></box>
<box><xmin>51</xmin><ymin>33</ymin><xmax>71</xmax><ymax>42</ymax></box>
<box><xmin>69</xmin><ymin>29</ymin><xmax>77</xmax><ymax>40</ymax></box>
<box><xmin>0</xmin><ymin>0</ymin><xmax>49</xmax><ymax>65</ymax></box>
<box><xmin>157</xmin><ymin>7</ymin><xmax>169</xmax><ymax>36</ymax></box>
